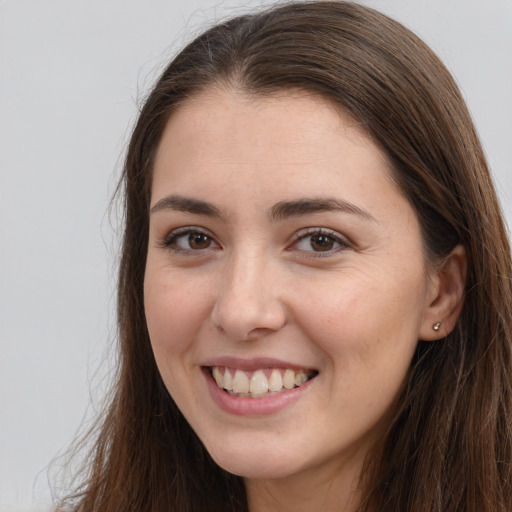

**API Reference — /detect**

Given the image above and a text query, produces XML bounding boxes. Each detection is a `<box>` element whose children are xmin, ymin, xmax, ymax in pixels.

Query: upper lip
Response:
<box><xmin>201</xmin><ymin>356</ymin><xmax>316</xmax><ymax>372</ymax></box>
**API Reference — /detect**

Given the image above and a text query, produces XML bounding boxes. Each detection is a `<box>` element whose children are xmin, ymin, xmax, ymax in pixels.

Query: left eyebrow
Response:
<box><xmin>269</xmin><ymin>198</ymin><xmax>376</xmax><ymax>222</ymax></box>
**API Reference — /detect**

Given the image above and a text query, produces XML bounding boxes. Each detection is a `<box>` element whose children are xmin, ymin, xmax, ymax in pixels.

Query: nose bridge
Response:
<box><xmin>211</xmin><ymin>246</ymin><xmax>286</xmax><ymax>340</ymax></box>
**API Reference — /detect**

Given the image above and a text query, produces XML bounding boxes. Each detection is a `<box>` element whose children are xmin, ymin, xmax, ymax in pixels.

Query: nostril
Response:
<box><xmin>210</xmin><ymin>295</ymin><xmax>287</xmax><ymax>341</ymax></box>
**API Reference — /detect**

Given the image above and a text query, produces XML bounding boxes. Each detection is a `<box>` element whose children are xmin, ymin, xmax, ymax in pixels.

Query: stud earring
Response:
<box><xmin>432</xmin><ymin>322</ymin><xmax>441</xmax><ymax>332</ymax></box>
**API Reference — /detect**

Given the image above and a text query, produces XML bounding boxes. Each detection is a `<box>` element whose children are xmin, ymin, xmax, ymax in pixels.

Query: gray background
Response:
<box><xmin>1</xmin><ymin>0</ymin><xmax>511</xmax><ymax>510</ymax></box>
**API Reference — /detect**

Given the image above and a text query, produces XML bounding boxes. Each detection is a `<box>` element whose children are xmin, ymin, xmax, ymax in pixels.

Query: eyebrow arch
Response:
<box><xmin>150</xmin><ymin>195</ymin><xmax>222</xmax><ymax>217</ymax></box>
<box><xmin>270</xmin><ymin>198</ymin><xmax>376</xmax><ymax>222</ymax></box>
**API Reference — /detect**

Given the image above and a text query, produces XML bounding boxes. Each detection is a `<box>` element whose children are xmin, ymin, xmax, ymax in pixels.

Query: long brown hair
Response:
<box><xmin>59</xmin><ymin>2</ymin><xmax>512</xmax><ymax>511</ymax></box>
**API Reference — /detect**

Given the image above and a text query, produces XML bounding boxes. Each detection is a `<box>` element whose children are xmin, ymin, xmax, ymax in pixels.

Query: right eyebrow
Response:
<box><xmin>149</xmin><ymin>195</ymin><xmax>222</xmax><ymax>218</ymax></box>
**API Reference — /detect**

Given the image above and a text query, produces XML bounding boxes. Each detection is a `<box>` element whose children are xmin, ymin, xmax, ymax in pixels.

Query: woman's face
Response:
<box><xmin>144</xmin><ymin>88</ymin><xmax>438</xmax><ymax>482</ymax></box>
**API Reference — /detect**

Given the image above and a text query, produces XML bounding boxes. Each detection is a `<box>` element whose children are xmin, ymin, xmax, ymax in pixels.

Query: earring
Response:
<box><xmin>432</xmin><ymin>322</ymin><xmax>441</xmax><ymax>332</ymax></box>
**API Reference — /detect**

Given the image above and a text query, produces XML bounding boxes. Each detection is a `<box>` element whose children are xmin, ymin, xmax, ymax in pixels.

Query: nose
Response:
<box><xmin>210</xmin><ymin>252</ymin><xmax>287</xmax><ymax>341</ymax></box>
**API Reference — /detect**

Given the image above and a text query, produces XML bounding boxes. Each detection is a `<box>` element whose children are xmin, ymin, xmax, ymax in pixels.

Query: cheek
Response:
<box><xmin>143</xmin><ymin>268</ymin><xmax>213</xmax><ymax>362</ymax></box>
<box><xmin>294</xmin><ymin>276</ymin><xmax>425</xmax><ymax>438</ymax></box>
<box><xmin>292</xmin><ymin>270</ymin><xmax>426</xmax><ymax>374</ymax></box>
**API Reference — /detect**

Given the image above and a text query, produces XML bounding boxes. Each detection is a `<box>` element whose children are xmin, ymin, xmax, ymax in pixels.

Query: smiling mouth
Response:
<box><xmin>207</xmin><ymin>366</ymin><xmax>318</xmax><ymax>398</ymax></box>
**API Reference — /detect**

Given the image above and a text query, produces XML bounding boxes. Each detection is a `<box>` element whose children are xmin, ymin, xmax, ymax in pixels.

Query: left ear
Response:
<box><xmin>419</xmin><ymin>244</ymin><xmax>467</xmax><ymax>340</ymax></box>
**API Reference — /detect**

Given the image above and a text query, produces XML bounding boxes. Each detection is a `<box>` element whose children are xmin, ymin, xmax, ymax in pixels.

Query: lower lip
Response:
<box><xmin>202</xmin><ymin>368</ymin><xmax>315</xmax><ymax>416</ymax></box>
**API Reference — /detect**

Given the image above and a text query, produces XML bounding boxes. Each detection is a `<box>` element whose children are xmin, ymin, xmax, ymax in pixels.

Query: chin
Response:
<box><xmin>214</xmin><ymin>456</ymin><xmax>295</xmax><ymax>480</ymax></box>
<box><xmin>203</xmin><ymin>436</ymin><xmax>309</xmax><ymax>480</ymax></box>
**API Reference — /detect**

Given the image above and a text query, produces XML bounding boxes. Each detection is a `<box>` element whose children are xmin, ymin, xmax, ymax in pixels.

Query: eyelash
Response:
<box><xmin>289</xmin><ymin>227</ymin><xmax>352</xmax><ymax>256</ymax></box>
<box><xmin>159</xmin><ymin>227</ymin><xmax>351</xmax><ymax>256</ymax></box>
<box><xmin>159</xmin><ymin>227</ymin><xmax>219</xmax><ymax>254</ymax></box>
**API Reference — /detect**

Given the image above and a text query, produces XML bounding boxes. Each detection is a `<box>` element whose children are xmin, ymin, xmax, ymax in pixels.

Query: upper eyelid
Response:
<box><xmin>291</xmin><ymin>227</ymin><xmax>351</xmax><ymax>244</ymax></box>
<box><xmin>165</xmin><ymin>225</ymin><xmax>213</xmax><ymax>238</ymax></box>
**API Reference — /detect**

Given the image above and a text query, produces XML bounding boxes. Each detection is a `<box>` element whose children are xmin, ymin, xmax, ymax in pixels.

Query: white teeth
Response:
<box><xmin>283</xmin><ymin>369</ymin><xmax>295</xmax><ymax>390</ymax></box>
<box><xmin>295</xmin><ymin>371</ymin><xmax>308</xmax><ymax>386</ymax></box>
<box><xmin>268</xmin><ymin>368</ymin><xmax>283</xmax><ymax>392</ymax></box>
<box><xmin>232</xmin><ymin>369</ymin><xmax>250</xmax><ymax>393</ymax></box>
<box><xmin>249</xmin><ymin>370</ymin><xmax>269</xmax><ymax>394</ymax></box>
<box><xmin>223</xmin><ymin>369</ymin><xmax>233</xmax><ymax>390</ymax></box>
<box><xmin>212</xmin><ymin>366</ymin><xmax>223</xmax><ymax>387</ymax></box>
<box><xmin>212</xmin><ymin>366</ymin><xmax>314</xmax><ymax>397</ymax></box>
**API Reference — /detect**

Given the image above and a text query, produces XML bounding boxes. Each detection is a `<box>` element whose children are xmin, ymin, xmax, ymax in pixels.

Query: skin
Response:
<box><xmin>144</xmin><ymin>88</ymin><xmax>466</xmax><ymax>512</ymax></box>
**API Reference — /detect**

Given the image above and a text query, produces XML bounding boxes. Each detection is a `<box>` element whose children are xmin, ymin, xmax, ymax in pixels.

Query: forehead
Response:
<box><xmin>159</xmin><ymin>87</ymin><xmax>372</xmax><ymax>150</ymax></box>
<box><xmin>152</xmin><ymin>87</ymin><xmax>396</xmax><ymax>200</ymax></box>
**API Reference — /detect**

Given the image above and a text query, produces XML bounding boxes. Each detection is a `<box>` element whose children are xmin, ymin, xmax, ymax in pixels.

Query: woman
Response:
<box><xmin>59</xmin><ymin>2</ymin><xmax>512</xmax><ymax>511</ymax></box>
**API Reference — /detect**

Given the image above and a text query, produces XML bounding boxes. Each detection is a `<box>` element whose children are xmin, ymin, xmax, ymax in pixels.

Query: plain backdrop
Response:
<box><xmin>1</xmin><ymin>0</ymin><xmax>511</xmax><ymax>510</ymax></box>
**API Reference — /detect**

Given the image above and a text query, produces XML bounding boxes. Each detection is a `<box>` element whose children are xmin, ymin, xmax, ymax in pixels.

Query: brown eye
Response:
<box><xmin>291</xmin><ymin>228</ymin><xmax>349</xmax><ymax>255</ymax></box>
<box><xmin>163</xmin><ymin>229</ymin><xmax>219</xmax><ymax>252</ymax></box>
<box><xmin>309</xmin><ymin>234</ymin><xmax>335</xmax><ymax>252</ymax></box>
<box><xmin>188</xmin><ymin>233</ymin><xmax>212</xmax><ymax>250</ymax></box>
